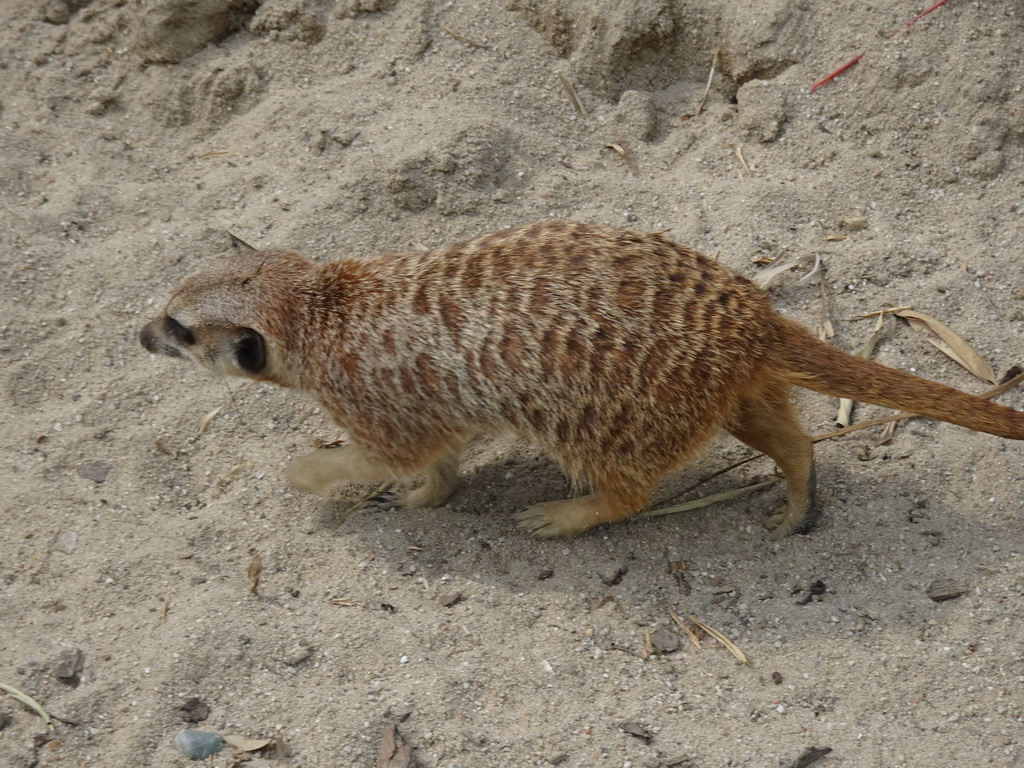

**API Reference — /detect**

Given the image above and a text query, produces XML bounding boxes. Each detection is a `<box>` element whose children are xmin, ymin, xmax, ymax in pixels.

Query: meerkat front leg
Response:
<box><xmin>290</xmin><ymin>443</ymin><xmax>394</xmax><ymax>493</ymax></box>
<box><xmin>290</xmin><ymin>440</ymin><xmax>465</xmax><ymax>509</ymax></box>
<box><xmin>399</xmin><ymin>446</ymin><xmax>462</xmax><ymax>508</ymax></box>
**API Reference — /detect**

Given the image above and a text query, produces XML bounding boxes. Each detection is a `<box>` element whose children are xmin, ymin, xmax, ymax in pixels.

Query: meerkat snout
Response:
<box><xmin>139</xmin><ymin>314</ymin><xmax>268</xmax><ymax>377</ymax></box>
<box><xmin>139</xmin><ymin>316</ymin><xmax>187</xmax><ymax>359</ymax></box>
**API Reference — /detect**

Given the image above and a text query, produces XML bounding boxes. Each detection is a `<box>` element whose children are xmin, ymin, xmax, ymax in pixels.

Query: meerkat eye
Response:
<box><xmin>233</xmin><ymin>327</ymin><xmax>266</xmax><ymax>374</ymax></box>
<box><xmin>165</xmin><ymin>316</ymin><xmax>195</xmax><ymax>346</ymax></box>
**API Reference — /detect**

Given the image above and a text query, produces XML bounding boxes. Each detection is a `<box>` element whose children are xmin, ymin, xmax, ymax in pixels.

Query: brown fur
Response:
<box><xmin>140</xmin><ymin>221</ymin><xmax>1024</xmax><ymax>538</ymax></box>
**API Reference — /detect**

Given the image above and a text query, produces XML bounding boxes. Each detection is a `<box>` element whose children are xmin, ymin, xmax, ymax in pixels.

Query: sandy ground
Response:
<box><xmin>2</xmin><ymin>1</ymin><xmax>1024</xmax><ymax>766</ymax></box>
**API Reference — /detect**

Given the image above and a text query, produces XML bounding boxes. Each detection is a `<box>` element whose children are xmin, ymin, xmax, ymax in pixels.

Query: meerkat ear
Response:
<box><xmin>233</xmin><ymin>327</ymin><xmax>266</xmax><ymax>374</ymax></box>
<box><xmin>227</xmin><ymin>231</ymin><xmax>258</xmax><ymax>253</ymax></box>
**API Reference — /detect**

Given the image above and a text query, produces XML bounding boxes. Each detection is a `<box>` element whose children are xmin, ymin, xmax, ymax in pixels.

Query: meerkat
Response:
<box><xmin>140</xmin><ymin>221</ymin><xmax>1024</xmax><ymax>539</ymax></box>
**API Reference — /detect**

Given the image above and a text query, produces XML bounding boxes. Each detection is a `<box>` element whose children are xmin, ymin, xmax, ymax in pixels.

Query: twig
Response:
<box><xmin>681</xmin><ymin>47</ymin><xmax>719</xmax><ymax>120</ymax></box>
<box><xmin>727</xmin><ymin>143</ymin><xmax>751</xmax><ymax>175</ymax></box>
<box><xmin>816</xmin><ymin>262</ymin><xmax>834</xmax><ymax>340</ymax></box>
<box><xmin>441</xmin><ymin>25</ymin><xmax>490</xmax><ymax>49</ymax></box>
<box><xmin>558</xmin><ymin>74</ymin><xmax>589</xmax><ymax>118</ymax></box>
<box><xmin>639</xmin><ymin>479</ymin><xmax>778</xmax><ymax>520</ymax></box>
<box><xmin>856</xmin><ymin>305</ymin><xmax>913</xmax><ymax>319</ymax></box>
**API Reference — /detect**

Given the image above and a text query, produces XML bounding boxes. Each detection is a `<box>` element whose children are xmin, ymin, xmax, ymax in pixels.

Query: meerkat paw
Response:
<box><xmin>764</xmin><ymin>513</ymin><xmax>796</xmax><ymax>541</ymax></box>
<box><xmin>289</xmin><ymin>445</ymin><xmax>392</xmax><ymax>494</ymax></box>
<box><xmin>764</xmin><ymin>502</ymin><xmax>820</xmax><ymax>541</ymax></box>
<box><xmin>397</xmin><ymin>451</ymin><xmax>461</xmax><ymax>509</ymax></box>
<box><xmin>515</xmin><ymin>499</ymin><xmax>586</xmax><ymax>538</ymax></box>
<box><xmin>515</xmin><ymin>493</ymin><xmax>637</xmax><ymax>538</ymax></box>
<box><xmin>400</xmin><ymin>476</ymin><xmax>457</xmax><ymax>508</ymax></box>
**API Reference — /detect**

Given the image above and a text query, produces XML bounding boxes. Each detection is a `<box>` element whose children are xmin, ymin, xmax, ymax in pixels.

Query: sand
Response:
<box><xmin>2</xmin><ymin>1</ymin><xmax>1023</xmax><ymax>766</ymax></box>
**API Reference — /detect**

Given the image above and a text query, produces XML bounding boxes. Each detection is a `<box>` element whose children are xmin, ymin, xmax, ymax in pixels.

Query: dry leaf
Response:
<box><xmin>222</xmin><ymin>734</ymin><xmax>272</xmax><ymax>752</ymax></box>
<box><xmin>875</xmin><ymin>418</ymin><xmax>897</xmax><ymax>446</ymax></box>
<box><xmin>687</xmin><ymin>615</ymin><xmax>748</xmax><ymax>664</ymax></box>
<box><xmin>856</xmin><ymin>305</ymin><xmax>912</xmax><ymax>319</ymax></box>
<box><xmin>0</xmin><ymin>682</ymin><xmax>54</xmax><ymax>731</ymax></box>
<box><xmin>794</xmin><ymin>746</ymin><xmax>834</xmax><ymax>768</ymax></box>
<box><xmin>377</xmin><ymin>723</ymin><xmax>415</xmax><ymax>768</ymax></box>
<box><xmin>896</xmin><ymin>309</ymin><xmax>995</xmax><ymax>383</ymax></box>
<box><xmin>753</xmin><ymin>258</ymin><xmax>803</xmax><ymax>288</ymax></box>
<box><xmin>668</xmin><ymin>609</ymin><xmax>702</xmax><ymax>649</ymax></box>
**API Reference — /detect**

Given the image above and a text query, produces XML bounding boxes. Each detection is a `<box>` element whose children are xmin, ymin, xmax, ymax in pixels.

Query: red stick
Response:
<box><xmin>811</xmin><ymin>0</ymin><xmax>955</xmax><ymax>92</ymax></box>
<box><xmin>810</xmin><ymin>52</ymin><xmax>865</xmax><ymax>93</ymax></box>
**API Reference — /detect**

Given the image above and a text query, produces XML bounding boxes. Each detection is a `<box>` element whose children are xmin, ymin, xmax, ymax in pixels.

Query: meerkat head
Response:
<box><xmin>140</xmin><ymin>249</ymin><xmax>313</xmax><ymax>387</ymax></box>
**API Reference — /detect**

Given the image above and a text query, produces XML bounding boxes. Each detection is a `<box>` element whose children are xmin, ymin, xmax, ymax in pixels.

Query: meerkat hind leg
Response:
<box><xmin>727</xmin><ymin>381</ymin><xmax>819</xmax><ymax>540</ymax></box>
<box><xmin>289</xmin><ymin>443</ymin><xmax>394</xmax><ymax>494</ymax></box>
<box><xmin>515</xmin><ymin>485</ymin><xmax>650</xmax><ymax>539</ymax></box>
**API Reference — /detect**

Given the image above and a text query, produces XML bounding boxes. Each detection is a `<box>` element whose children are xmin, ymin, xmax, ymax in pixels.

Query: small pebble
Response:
<box><xmin>53</xmin><ymin>648</ymin><xmax>84</xmax><ymax>680</ymax></box>
<box><xmin>438</xmin><ymin>592</ymin><xmax>463</xmax><ymax>607</ymax></box>
<box><xmin>620</xmin><ymin>721</ymin><xmax>652</xmax><ymax>742</ymax></box>
<box><xmin>78</xmin><ymin>461</ymin><xmax>112</xmax><ymax>483</ymax></box>
<box><xmin>54</xmin><ymin>531</ymin><xmax>78</xmax><ymax>555</ymax></box>
<box><xmin>649</xmin><ymin>627</ymin><xmax>681</xmax><ymax>654</ymax></box>
<box><xmin>280</xmin><ymin>643</ymin><xmax>313</xmax><ymax>666</ymax></box>
<box><xmin>179</xmin><ymin>697</ymin><xmax>210</xmax><ymax>723</ymax></box>
<box><xmin>927</xmin><ymin>578</ymin><xmax>968</xmax><ymax>602</ymax></box>
<box><xmin>599</xmin><ymin>565</ymin><xmax>628</xmax><ymax>586</ymax></box>
<box><xmin>172</xmin><ymin>730</ymin><xmax>225</xmax><ymax>760</ymax></box>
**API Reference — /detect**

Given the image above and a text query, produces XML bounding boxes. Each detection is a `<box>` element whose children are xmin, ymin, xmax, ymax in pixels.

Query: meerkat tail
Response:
<box><xmin>771</xmin><ymin>317</ymin><xmax>1024</xmax><ymax>440</ymax></box>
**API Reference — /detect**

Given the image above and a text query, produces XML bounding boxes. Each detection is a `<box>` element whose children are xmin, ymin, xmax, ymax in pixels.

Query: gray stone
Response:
<box><xmin>172</xmin><ymin>730</ymin><xmax>225</xmax><ymax>760</ymax></box>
